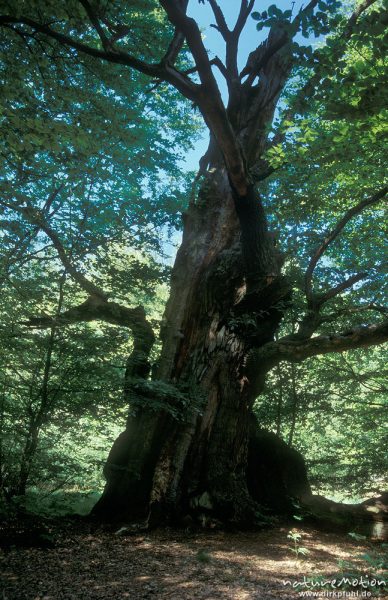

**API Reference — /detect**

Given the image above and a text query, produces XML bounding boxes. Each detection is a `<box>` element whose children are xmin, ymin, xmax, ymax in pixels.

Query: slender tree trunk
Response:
<box><xmin>275</xmin><ymin>362</ymin><xmax>283</xmax><ymax>436</ymax></box>
<box><xmin>0</xmin><ymin>376</ymin><xmax>6</xmax><ymax>495</ymax></box>
<box><xmin>16</xmin><ymin>277</ymin><xmax>64</xmax><ymax>496</ymax></box>
<box><xmin>288</xmin><ymin>363</ymin><xmax>298</xmax><ymax>447</ymax></box>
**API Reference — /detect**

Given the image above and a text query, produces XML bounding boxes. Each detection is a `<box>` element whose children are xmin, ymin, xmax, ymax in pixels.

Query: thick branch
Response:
<box><xmin>234</xmin><ymin>0</ymin><xmax>256</xmax><ymax>38</ymax></box>
<box><xmin>227</xmin><ymin>1</ymin><xmax>255</xmax><ymax>102</ymax></box>
<box><xmin>0</xmin><ymin>15</ymin><xmax>199</xmax><ymax>101</ymax></box>
<box><xmin>206</xmin><ymin>1</ymin><xmax>253</xmax><ymax>105</ymax></box>
<box><xmin>256</xmin><ymin>321</ymin><xmax>388</xmax><ymax>364</ymax></box>
<box><xmin>161</xmin><ymin>0</ymin><xmax>189</xmax><ymax>65</ymax></box>
<box><xmin>162</xmin><ymin>29</ymin><xmax>185</xmax><ymax>65</ymax></box>
<box><xmin>25</xmin><ymin>298</ymin><xmax>155</xmax><ymax>379</ymax></box>
<box><xmin>159</xmin><ymin>0</ymin><xmax>222</xmax><ymax>91</ymax></box>
<box><xmin>305</xmin><ymin>187</ymin><xmax>387</xmax><ymax>302</ymax></box>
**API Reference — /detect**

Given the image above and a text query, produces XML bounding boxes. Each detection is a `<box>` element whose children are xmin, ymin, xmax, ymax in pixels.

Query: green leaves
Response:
<box><xmin>251</xmin><ymin>4</ymin><xmax>294</xmax><ymax>32</ymax></box>
<box><xmin>0</xmin><ymin>0</ymin><xmax>203</xmax><ymax>502</ymax></box>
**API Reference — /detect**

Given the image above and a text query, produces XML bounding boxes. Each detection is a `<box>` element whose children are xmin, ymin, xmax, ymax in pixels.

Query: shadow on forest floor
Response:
<box><xmin>1</xmin><ymin>520</ymin><xmax>387</xmax><ymax>599</ymax></box>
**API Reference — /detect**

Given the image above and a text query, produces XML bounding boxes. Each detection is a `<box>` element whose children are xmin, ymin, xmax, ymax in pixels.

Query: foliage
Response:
<box><xmin>255</xmin><ymin>348</ymin><xmax>387</xmax><ymax>499</ymax></box>
<box><xmin>0</xmin><ymin>0</ymin><xmax>201</xmax><ymax>508</ymax></box>
<box><xmin>287</xmin><ymin>530</ymin><xmax>310</xmax><ymax>559</ymax></box>
<box><xmin>253</xmin><ymin>12</ymin><xmax>387</xmax><ymax>501</ymax></box>
<box><xmin>0</xmin><ymin>0</ymin><xmax>386</xmax><ymax>515</ymax></box>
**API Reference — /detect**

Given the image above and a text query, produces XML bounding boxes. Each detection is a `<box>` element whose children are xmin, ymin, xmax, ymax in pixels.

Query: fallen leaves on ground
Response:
<box><xmin>0</xmin><ymin>521</ymin><xmax>386</xmax><ymax>599</ymax></box>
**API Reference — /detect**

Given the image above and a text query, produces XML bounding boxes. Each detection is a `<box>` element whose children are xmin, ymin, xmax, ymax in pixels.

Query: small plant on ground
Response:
<box><xmin>287</xmin><ymin>529</ymin><xmax>310</xmax><ymax>559</ymax></box>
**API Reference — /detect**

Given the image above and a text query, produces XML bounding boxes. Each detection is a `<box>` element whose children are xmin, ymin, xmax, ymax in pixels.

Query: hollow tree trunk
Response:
<box><xmin>92</xmin><ymin>166</ymin><xmax>294</xmax><ymax>526</ymax></box>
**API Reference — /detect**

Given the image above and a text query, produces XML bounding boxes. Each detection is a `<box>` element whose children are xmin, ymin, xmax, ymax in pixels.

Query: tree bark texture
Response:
<box><xmin>93</xmin><ymin>166</ymin><xmax>294</xmax><ymax>526</ymax></box>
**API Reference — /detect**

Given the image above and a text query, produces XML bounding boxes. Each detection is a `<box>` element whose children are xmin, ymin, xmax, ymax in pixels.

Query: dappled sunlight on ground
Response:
<box><xmin>1</xmin><ymin>525</ymin><xmax>386</xmax><ymax>599</ymax></box>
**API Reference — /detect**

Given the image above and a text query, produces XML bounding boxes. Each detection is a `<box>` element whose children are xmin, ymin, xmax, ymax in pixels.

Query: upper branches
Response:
<box><xmin>0</xmin><ymin>0</ymin><xmax>382</xmax><ymax>195</ymax></box>
<box><xmin>159</xmin><ymin>0</ymin><xmax>248</xmax><ymax>192</ymax></box>
<box><xmin>281</xmin><ymin>186</ymin><xmax>388</xmax><ymax>340</ymax></box>
<box><xmin>217</xmin><ymin>0</ymin><xmax>256</xmax><ymax>101</ymax></box>
<box><xmin>342</xmin><ymin>0</ymin><xmax>378</xmax><ymax>40</ymax></box>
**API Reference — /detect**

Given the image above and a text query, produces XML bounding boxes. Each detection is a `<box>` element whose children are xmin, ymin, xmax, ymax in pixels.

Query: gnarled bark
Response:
<box><xmin>92</xmin><ymin>167</ymin><xmax>291</xmax><ymax>525</ymax></box>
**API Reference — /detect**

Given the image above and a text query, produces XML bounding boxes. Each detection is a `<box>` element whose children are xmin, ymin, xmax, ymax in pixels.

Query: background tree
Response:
<box><xmin>0</xmin><ymin>0</ymin><xmax>386</xmax><ymax>525</ymax></box>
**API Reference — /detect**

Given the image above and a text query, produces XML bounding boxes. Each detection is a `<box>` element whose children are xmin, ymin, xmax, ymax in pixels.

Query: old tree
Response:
<box><xmin>0</xmin><ymin>0</ymin><xmax>387</xmax><ymax>525</ymax></box>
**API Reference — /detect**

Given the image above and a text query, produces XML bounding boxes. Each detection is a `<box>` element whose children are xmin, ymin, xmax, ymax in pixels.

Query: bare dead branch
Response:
<box><xmin>207</xmin><ymin>0</ymin><xmax>230</xmax><ymax>40</ymax></box>
<box><xmin>234</xmin><ymin>0</ymin><xmax>256</xmax><ymax>38</ymax></box>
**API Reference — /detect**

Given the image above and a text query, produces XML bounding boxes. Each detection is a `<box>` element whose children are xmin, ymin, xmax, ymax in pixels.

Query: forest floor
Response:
<box><xmin>0</xmin><ymin>518</ymin><xmax>387</xmax><ymax>600</ymax></box>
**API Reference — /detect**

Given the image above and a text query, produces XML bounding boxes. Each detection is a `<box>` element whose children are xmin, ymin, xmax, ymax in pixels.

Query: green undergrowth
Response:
<box><xmin>2</xmin><ymin>488</ymin><xmax>102</xmax><ymax>519</ymax></box>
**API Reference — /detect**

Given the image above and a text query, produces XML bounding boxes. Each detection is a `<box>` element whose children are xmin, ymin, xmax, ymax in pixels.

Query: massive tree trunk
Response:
<box><xmin>92</xmin><ymin>164</ymin><xmax>294</xmax><ymax>526</ymax></box>
<box><xmin>91</xmin><ymin>15</ymin><xmax>298</xmax><ymax>527</ymax></box>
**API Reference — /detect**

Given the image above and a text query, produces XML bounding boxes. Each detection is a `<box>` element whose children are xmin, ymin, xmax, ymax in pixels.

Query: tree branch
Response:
<box><xmin>78</xmin><ymin>0</ymin><xmax>111</xmax><ymax>52</ymax></box>
<box><xmin>318</xmin><ymin>272</ymin><xmax>368</xmax><ymax>305</ymax></box>
<box><xmin>320</xmin><ymin>303</ymin><xmax>388</xmax><ymax>324</ymax></box>
<box><xmin>0</xmin><ymin>15</ymin><xmax>200</xmax><ymax>101</ymax></box>
<box><xmin>24</xmin><ymin>298</ymin><xmax>155</xmax><ymax>379</ymax></box>
<box><xmin>161</xmin><ymin>0</ymin><xmax>189</xmax><ymax>65</ymax></box>
<box><xmin>159</xmin><ymin>0</ymin><xmax>248</xmax><ymax>194</ymax></box>
<box><xmin>342</xmin><ymin>0</ymin><xmax>378</xmax><ymax>40</ymax></box>
<box><xmin>6</xmin><ymin>191</ymin><xmax>156</xmax><ymax>379</ymax></box>
<box><xmin>207</xmin><ymin>0</ymin><xmax>230</xmax><ymax>40</ymax></box>
<box><xmin>256</xmin><ymin>321</ymin><xmax>388</xmax><ymax>364</ymax></box>
<box><xmin>240</xmin><ymin>0</ymin><xmax>320</xmax><ymax>86</ymax></box>
<box><xmin>305</xmin><ymin>187</ymin><xmax>387</xmax><ymax>303</ymax></box>
<box><xmin>234</xmin><ymin>0</ymin><xmax>256</xmax><ymax>38</ymax></box>
<box><xmin>162</xmin><ymin>29</ymin><xmax>186</xmax><ymax>65</ymax></box>
<box><xmin>284</xmin><ymin>0</ymin><xmax>380</xmax><ymax>116</ymax></box>
<box><xmin>226</xmin><ymin>0</ymin><xmax>256</xmax><ymax>103</ymax></box>
<box><xmin>1</xmin><ymin>6</ymin><xmax>247</xmax><ymax>193</ymax></box>
<box><xmin>5</xmin><ymin>199</ymin><xmax>108</xmax><ymax>301</ymax></box>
